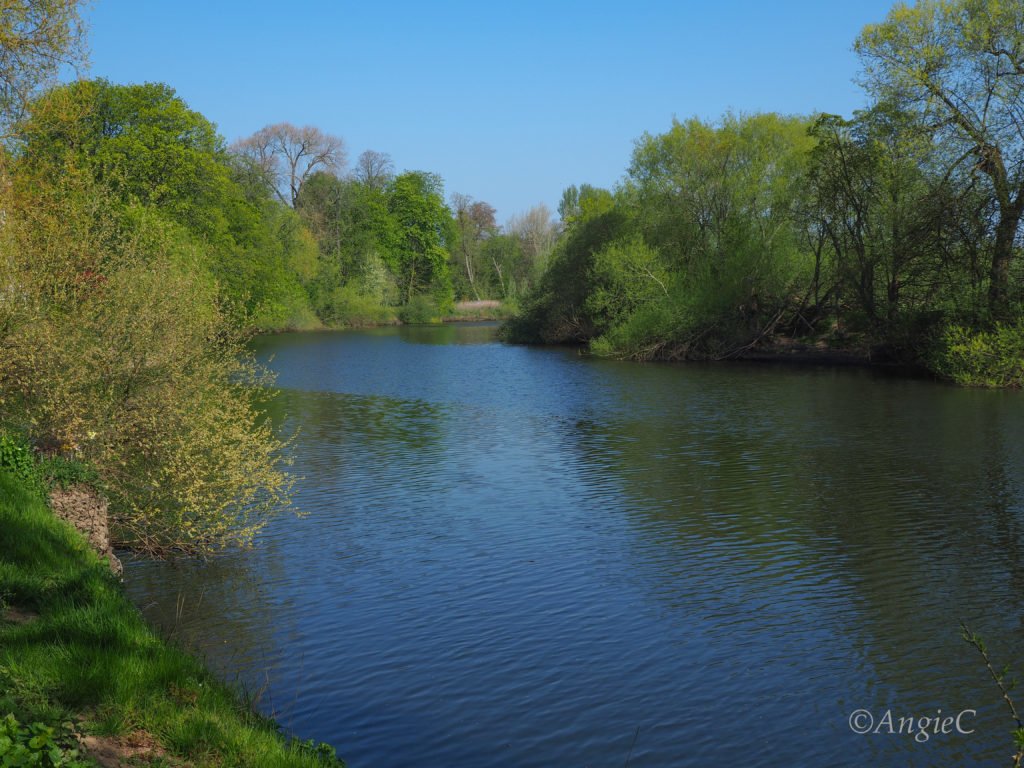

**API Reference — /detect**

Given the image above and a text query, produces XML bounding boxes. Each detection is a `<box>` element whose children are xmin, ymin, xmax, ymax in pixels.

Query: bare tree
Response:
<box><xmin>451</xmin><ymin>193</ymin><xmax>497</xmax><ymax>300</ymax></box>
<box><xmin>507</xmin><ymin>204</ymin><xmax>559</xmax><ymax>262</ymax></box>
<box><xmin>353</xmin><ymin>149</ymin><xmax>394</xmax><ymax>191</ymax></box>
<box><xmin>232</xmin><ymin>123</ymin><xmax>346</xmax><ymax>206</ymax></box>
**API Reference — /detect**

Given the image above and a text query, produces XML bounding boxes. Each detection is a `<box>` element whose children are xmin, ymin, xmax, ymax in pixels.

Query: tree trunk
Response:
<box><xmin>463</xmin><ymin>244</ymin><xmax>480</xmax><ymax>300</ymax></box>
<box><xmin>989</xmin><ymin>202</ymin><xmax>1022</xmax><ymax>316</ymax></box>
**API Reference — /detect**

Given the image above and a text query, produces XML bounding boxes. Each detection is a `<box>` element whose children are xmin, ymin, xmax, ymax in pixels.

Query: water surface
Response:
<box><xmin>125</xmin><ymin>323</ymin><xmax>1024</xmax><ymax>767</ymax></box>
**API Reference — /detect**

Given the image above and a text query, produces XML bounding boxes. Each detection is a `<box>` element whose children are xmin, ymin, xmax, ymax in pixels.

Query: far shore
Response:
<box><xmin>256</xmin><ymin>313</ymin><xmax>934</xmax><ymax>379</ymax></box>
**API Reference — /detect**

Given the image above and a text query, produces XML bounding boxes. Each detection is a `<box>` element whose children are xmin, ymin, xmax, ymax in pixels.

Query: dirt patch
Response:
<box><xmin>49</xmin><ymin>485</ymin><xmax>122</xmax><ymax>576</ymax></box>
<box><xmin>79</xmin><ymin>730</ymin><xmax>181</xmax><ymax>767</ymax></box>
<box><xmin>454</xmin><ymin>300</ymin><xmax>501</xmax><ymax>310</ymax></box>
<box><xmin>2</xmin><ymin>605</ymin><xmax>39</xmax><ymax>624</ymax></box>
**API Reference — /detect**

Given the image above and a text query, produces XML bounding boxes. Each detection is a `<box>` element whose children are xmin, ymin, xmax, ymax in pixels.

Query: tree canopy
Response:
<box><xmin>856</xmin><ymin>0</ymin><xmax>1024</xmax><ymax>312</ymax></box>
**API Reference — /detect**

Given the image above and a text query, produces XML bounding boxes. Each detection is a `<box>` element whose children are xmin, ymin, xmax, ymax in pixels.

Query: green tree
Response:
<box><xmin>586</xmin><ymin>237</ymin><xmax>669</xmax><ymax>332</ymax></box>
<box><xmin>386</xmin><ymin>171</ymin><xmax>454</xmax><ymax>306</ymax></box>
<box><xmin>296</xmin><ymin>171</ymin><xmax>398</xmax><ymax>320</ymax></box>
<box><xmin>20</xmin><ymin>80</ymin><xmax>236</xmax><ymax>239</ymax></box>
<box><xmin>297</xmin><ymin>171</ymin><xmax>374</xmax><ymax>276</ymax></box>
<box><xmin>558</xmin><ymin>184</ymin><xmax>615</xmax><ymax>227</ymax></box>
<box><xmin>856</xmin><ymin>0</ymin><xmax>1024</xmax><ymax>313</ymax></box>
<box><xmin>0</xmin><ymin>164</ymin><xmax>293</xmax><ymax>555</ymax></box>
<box><xmin>513</xmin><ymin>114</ymin><xmax>821</xmax><ymax>359</ymax></box>
<box><xmin>808</xmin><ymin>105</ymin><xmax>959</xmax><ymax>333</ymax></box>
<box><xmin>504</xmin><ymin>205</ymin><xmax>630</xmax><ymax>344</ymax></box>
<box><xmin>624</xmin><ymin>113</ymin><xmax>817</xmax><ymax>354</ymax></box>
<box><xmin>18</xmin><ymin>79</ymin><xmax>319</xmax><ymax>328</ymax></box>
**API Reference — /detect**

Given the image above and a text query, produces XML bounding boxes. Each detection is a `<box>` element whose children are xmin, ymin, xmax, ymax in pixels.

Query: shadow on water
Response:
<box><xmin>398</xmin><ymin>322</ymin><xmax>501</xmax><ymax>346</ymax></box>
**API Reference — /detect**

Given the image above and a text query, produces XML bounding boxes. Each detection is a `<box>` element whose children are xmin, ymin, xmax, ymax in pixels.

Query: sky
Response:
<box><xmin>81</xmin><ymin>0</ymin><xmax>899</xmax><ymax>224</ymax></box>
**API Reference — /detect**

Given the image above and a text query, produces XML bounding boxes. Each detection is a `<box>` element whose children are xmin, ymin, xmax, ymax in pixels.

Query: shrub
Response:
<box><xmin>321</xmin><ymin>284</ymin><xmax>397</xmax><ymax>327</ymax></box>
<box><xmin>0</xmin><ymin>714</ymin><xmax>90</xmax><ymax>768</ymax></box>
<box><xmin>590</xmin><ymin>301</ymin><xmax>678</xmax><ymax>360</ymax></box>
<box><xmin>932</xmin><ymin>321</ymin><xmax>1024</xmax><ymax>388</ymax></box>
<box><xmin>251</xmin><ymin>289</ymin><xmax>323</xmax><ymax>331</ymax></box>
<box><xmin>398</xmin><ymin>294</ymin><xmax>439</xmax><ymax>324</ymax></box>
<box><xmin>37</xmin><ymin>455</ymin><xmax>99</xmax><ymax>491</ymax></box>
<box><xmin>0</xmin><ymin>168</ymin><xmax>293</xmax><ymax>557</ymax></box>
<box><xmin>585</xmin><ymin>238</ymin><xmax>669</xmax><ymax>334</ymax></box>
<box><xmin>0</xmin><ymin>432</ymin><xmax>44</xmax><ymax>498</ymax></box>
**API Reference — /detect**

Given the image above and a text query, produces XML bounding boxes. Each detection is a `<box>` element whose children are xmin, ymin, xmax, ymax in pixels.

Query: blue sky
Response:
<box><xmin>83</xmin><ymin>0</ymin><xmax>898</xmax><ymax>224</ymax></box>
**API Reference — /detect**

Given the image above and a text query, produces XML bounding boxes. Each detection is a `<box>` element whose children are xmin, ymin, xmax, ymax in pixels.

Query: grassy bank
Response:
<box><xmin>0</xmin><ymin>471</ymin><xmax>343</xmax><ymax>767</ymax></box>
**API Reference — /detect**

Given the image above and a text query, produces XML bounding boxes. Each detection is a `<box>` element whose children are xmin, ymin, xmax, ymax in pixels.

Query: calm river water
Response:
<box><xmin>124</xmin><ymin>323</ymin><xmax>1024</xmax><ymax>767</ymax></box>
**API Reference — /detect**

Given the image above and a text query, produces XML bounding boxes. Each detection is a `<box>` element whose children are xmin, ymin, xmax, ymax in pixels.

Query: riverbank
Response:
<box><xmin>0</xmin><ymin>471</ymin><xmax>344</xmax><ymax>768</ymax></box>
<box><xmin>533</xmin><ymin>332</ymin><xmax>935</xmax><ymax>378</ymax></box>
<box><xmin>726</xmin><ymin>336</ymin><xmax>933</xmax><ymax>376</ymax></box>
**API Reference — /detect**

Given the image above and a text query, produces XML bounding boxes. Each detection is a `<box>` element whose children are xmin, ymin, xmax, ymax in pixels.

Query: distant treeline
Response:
<box><xmin>9</xmin><ymin>79</ymin><xmax>560</xmax><ymax>333</ymax></box>
<box><xmin>507</xmin><ymin>0</ymin><xmax>1024</xmax><ymax>388</ymax></box>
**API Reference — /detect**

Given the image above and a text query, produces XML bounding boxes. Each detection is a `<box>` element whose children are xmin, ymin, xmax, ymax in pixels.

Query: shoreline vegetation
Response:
<box><xmin>496</xmin><ymin>2</ymin><xmax>1024</xmax><ymax>391</ymax></box>
<box><xmin>0</xmin><ymin>470</ymin><xmax>344</xmax><ymax>768</ymax></box>
<box><xmin>263</xmin><ymin>300</ymin><xmax>518</xmax><ymax>333</ymax></box>
<box><xmin>270</xmin><ymin>321</ymin><xmax>930</xmax><ymax>375</ymax></box>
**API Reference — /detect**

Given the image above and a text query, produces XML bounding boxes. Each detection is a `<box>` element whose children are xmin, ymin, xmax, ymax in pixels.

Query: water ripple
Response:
<box><xmin>121</xmin><ymin>327</ymin><xmax>1024</xmax><ymax>767</ymax></box>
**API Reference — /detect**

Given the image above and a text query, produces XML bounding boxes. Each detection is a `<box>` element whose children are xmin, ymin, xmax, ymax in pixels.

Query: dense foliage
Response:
<box><xmin>0</xmin><ymin>147</ymin><xmax>294</xmax><ymax>555</ymax></box>
<box><xmin>508</xmin><ymin>114</ymin><xmax>821</xmax><ymax>360</ymax></box>
<box><xmin>507</xmin><ymin>0</ymin><xmax>1024</xmax><ymax>386</ymax></box>
<box><xmin>0</xmin><ymin>713</ymin><xmax>89</xmax><ymax>768</ymax></box>
<box><xmin>292</xmin><ymin>166</ymin><xmax>553</xmax><ymax>324</ymax></box>
<box><xmin>17</xmin><ymin>79</ymin><xmax>319</xmax><ymax>330</ymax></box>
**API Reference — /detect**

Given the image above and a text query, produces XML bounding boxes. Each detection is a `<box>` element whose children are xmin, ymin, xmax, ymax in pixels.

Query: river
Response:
<box><xmin>123</xmin><ymin>322</ymin><xmax>1024</xmax><ymax>767</ymax></box>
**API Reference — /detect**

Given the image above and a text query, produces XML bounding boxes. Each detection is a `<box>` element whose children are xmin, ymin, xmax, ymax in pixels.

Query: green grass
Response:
<box><xmin>0</xmin><ymin>471</ymin><xmax>344</xmax><ymax>767</ymax></box>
